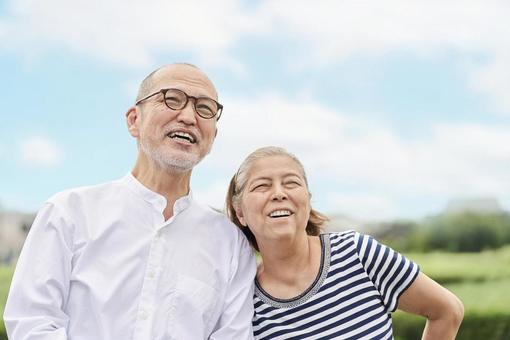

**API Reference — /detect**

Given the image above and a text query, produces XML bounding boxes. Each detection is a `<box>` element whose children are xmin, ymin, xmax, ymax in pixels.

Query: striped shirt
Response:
<box><xmin>253</xmin><ymin>231</ymin><xmax>419</xmax><ymax>339</ymax></box>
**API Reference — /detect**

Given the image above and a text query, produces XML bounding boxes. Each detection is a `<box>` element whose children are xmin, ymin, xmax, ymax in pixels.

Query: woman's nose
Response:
<box><xmin>271</xmin><ymin>186</ymin><xmax>287</xmax><ymax>201</ymax></box>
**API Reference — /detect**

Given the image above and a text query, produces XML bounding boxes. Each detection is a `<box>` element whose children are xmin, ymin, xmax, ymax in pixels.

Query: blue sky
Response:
<box><xmin>1</xmin><ymin>0</ymin><xmax>509</xmax><ymax>221</ymax></box>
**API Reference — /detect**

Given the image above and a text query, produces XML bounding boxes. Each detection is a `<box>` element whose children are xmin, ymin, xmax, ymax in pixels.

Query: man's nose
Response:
<box><xmin>177</xmin><ymin>100</ymin><xmax>198</xmax><ymax>125</ymax></box>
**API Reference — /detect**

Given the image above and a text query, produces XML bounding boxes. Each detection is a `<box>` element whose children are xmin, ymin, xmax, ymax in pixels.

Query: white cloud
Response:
<box><xmin>2</xmin><ymin>0</ymin><xmax>510</xmax><ymax>112</ymax></box>
<box><xmin>20</xmin><ymin>136</ymin><xmax>63</xmax><ymax>168</ymax></box>
<box><xmin>258</xmin><ymin>0</ymin><xmax>510</xmax><ymax>57</ymax></box>
<box><xmin>203</xmin><ymin>93</ymin><xmax>510</xmax><ymax>220</ymax></box>
<box><xmin>468</xmin><ymin>53</ymin><xmax>510</xmax><ymax>113</ymax></box>
<box><xmin>254</xmin><ymin>0</ymin><xmax>510</xmax><ymax>113</ymax></box>
<box><xmin>0</xmin><ymin>0</ymin><xmax>263</xmax><ymax>69</ymax></box>
<box><xmin>310</xmin><ymin>121</ymin><xmax>510</xmax><ymax>198</ymax></box>
<box><xmin>212</xmin><ymin>93</ymin><xmax>346</xmax><ymax>169</ymax></box>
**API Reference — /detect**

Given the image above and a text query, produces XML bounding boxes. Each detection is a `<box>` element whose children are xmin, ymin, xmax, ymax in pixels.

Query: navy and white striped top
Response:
<box><xmin>253</xmin><ymin>231</ymin><xmax>419</xmax><ymax>339</ymax></box>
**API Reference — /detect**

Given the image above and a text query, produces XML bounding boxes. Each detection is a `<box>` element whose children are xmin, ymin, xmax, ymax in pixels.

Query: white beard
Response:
<box><xmin>140</xmin><ymin>138</ymin><xmax>201</xmax><ymax>172</ymax></box>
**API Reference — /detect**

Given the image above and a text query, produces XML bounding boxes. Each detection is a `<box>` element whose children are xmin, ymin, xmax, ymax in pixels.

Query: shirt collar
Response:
<box><xmin>121</xmin><ymin>173</ymin><xmax>193</xmax><ymax>215</ymax></box>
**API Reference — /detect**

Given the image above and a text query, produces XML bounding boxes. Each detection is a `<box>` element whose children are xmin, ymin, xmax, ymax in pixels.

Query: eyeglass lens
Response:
<box><xmin>164</xmin><ymin>89</ymin><xmax>218</xmax><ymax>118</ymax></box>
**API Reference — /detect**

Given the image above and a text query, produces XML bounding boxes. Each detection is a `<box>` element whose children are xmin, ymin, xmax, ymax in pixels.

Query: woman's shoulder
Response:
<box><xmin>323</xmin><ymin>230</ymin><xmax>380</xmax><ymax>259</ymax></box>
<box><xmin>323</xmin><ymin>229</ymin><xmax>360</xmax><ymax>245</ymax></box>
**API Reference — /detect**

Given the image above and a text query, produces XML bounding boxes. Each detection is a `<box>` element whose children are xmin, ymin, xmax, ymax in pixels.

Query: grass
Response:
<box><xmin>393</xmin><ymin>278</ymin><xmax>510</xmax><ymax>339</ymax></box>
<box><xmin>404</xmin><ymin>245</ymin><xmax>510</xmax><ymax>284</ymax></box>
<box><xmin>0</xmin><ymin>266</ymin><xmax>14</xmax><ymax>339</ymax></box>
<box><xmin>1</xmin><ymin>247</ymin><xmax>510</xmax><ymax>339</ymax></box>
<box><xmin>446</xmin><ymin>278</ymin><xmax>510</xmax><ymax>314</ymax></box>
<box><xmin>393</xmin><ymin>246</ymin><xmax>510</xmax><ymax>339</ymax></box>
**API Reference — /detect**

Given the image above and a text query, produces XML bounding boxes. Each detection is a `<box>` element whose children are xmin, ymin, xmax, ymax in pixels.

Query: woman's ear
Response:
<box><xmin>126</xmin><ymin>106</ymin><xmax>140</xmax><ymax>138</ymax></box>
<box><xmin>235</xmin><ymin>207</ymin><xmax>247</xmax><ymax>227</ymax></box>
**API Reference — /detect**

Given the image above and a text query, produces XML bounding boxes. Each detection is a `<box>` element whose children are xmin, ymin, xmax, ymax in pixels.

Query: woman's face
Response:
<box><xmin>236</xmin><ymin>155</ymin><xmax>311</xmax><ymax>246</ymax></box>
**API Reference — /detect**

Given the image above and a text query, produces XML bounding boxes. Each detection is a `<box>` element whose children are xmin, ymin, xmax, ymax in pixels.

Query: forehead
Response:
<box><xmin>152</xmin><ymin>65</ymin><xmax>218</xmax><ymax>99</ymax></box>
<box><xmin>247</xmin><ymin>155</ymin><xmax>304</xmax><ymax>180</ymax></box>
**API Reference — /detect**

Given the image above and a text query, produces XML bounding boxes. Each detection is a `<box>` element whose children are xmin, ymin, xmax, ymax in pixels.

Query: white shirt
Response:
<box><xmin>4</xmin><ymin>174</ymin><xmax>257</xmax><ymax>340</ymax></box>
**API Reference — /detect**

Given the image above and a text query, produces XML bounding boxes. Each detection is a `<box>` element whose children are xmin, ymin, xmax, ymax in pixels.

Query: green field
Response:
<box><xmin>0</xmin><ymin>266</ymin><xmax>14</xmax><ymax>340</ymax></box>
<box><xmin>393</xmin><ymin>246</ymin><xmax>510</xmax><ymax>339</ymax></box>
<box><xmin>1</xmin><ymin>247</ymin><xmax>509</xmax><ymax>339</ymax></box>
<box><xmin>405</xmin><ymin>246</ymin><xmax>510</xmax><ymax>315</ymax></box>
<box><xmin>405</xmin><ymin>246</ymin><xmax>510</xmax><ymax>284</ymax></box>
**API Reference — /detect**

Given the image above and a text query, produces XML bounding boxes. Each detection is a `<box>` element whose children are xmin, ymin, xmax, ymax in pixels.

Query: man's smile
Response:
<box><xmin>166</xmin><ymin>130</ymin><xmax>197</xmax><ymax>144</ymax></box>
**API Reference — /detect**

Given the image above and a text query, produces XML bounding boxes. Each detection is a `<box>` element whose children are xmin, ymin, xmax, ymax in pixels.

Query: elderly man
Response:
<box><xmin>4</xmin><ymin>63</ymin><xmax>256</xmax><ymax>339</ymax></box>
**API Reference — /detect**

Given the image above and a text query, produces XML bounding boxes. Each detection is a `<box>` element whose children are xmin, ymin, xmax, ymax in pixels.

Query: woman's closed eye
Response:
<box><xmin>251</xmin><ymin>183</ymin><xmax>270</xmax><ymax>191</ymax></box>
<box><xmin>284</xmin><ymin>179</ymin><xmax>302</xmax><ymax>188</ymax></box>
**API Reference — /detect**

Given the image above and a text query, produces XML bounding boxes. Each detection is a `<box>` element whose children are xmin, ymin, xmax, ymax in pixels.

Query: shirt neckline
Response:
<box><xmin>254</xmin><ymin>233</ymin><xmax>331</xmax><ymax>309</ymax></box>
<box><xmin>120</xmin><ymin>173</ymin><xmax>192</xmax><ymax>215</ymax></box>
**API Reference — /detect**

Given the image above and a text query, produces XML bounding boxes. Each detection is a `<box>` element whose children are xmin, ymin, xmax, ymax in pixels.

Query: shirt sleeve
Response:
<box><xmin>353</xmin><ymin>232</ymin><xmax>419</xmax><ymax>313</ymax></box>
<box><xmin>3</xmin><ymin>202</ymin><xmax>74</xmax><ymax>340</ymax></box>
<box><xmin>209</xmin><ymin>237</ymin><xmax>257</xmax><ymax>340</ymax></box>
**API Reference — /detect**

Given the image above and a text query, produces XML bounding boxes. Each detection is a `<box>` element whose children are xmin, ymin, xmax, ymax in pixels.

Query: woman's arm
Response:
<box><xmin>397</xmin><ymin>272</ymin><xmax>464</xmax><ymax>340</ymax></box>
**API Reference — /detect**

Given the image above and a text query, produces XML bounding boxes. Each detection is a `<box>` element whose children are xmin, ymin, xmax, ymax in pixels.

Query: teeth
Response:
<box><xmin>269</xmin><ymin>210</ymin><xmax>292</xmax><ymax>218</ymax></box>
<box><xmin>169</xmin><ymin>131</ymin><xmax>195</xmax><ymax>143</ymax></box>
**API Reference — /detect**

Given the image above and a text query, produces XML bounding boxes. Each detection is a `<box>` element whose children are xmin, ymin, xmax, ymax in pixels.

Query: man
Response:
<box><xmin>4</xmin><ymin>63</ymin><xmax>257</xmax><ymax>339</ymax></box>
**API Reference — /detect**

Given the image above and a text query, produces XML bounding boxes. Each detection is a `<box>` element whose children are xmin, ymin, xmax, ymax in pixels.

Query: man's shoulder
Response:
<box><xmin>189</xmin><ymin>200</ymin><xmax>249</xmax><ymax>242</ymax></box>
<box><xmin>191</xmin><ymin>200</ymin><xmax>235</xmax><ymax>226</ymax></box>
<box><xmin>46</xmin><ymin>177</ymin><xmax>124</xmax><ymax>208</ymax></box>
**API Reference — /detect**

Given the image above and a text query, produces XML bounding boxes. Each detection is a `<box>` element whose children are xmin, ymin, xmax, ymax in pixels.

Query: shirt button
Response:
<box><xmin>148</xmin><ymin>270</ymin><xmax>155</xmax><ymax>278</ymax></box>
<box><xmin>140</xmin><ymin>310</ymin><xmax>148</xmax><ymax>320</ymax></box>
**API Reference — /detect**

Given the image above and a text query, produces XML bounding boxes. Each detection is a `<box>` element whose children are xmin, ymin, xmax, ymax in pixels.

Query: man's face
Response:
<box><xmin>129</xmin><ymin>65</ymin><xmax>218</xmax><ymax>172</ymax></box>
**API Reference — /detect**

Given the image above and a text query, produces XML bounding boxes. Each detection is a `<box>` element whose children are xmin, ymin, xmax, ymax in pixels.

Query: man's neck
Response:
<box><xmin>131</xmin><ymin>157</ymin><xmax>192</xmax><ymax>221</ymax></box>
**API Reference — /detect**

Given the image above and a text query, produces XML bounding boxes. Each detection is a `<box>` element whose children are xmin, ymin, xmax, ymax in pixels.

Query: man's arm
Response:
<box><xmin>209</xmin><ymin>244</ymin><xmax>257</xmax><ymax>340</ymax></box>
<box><xmin>4</xmin><ymin>202</ymin><xmax>73</xmax><ymax>340</ymax></box>
<box><xmin>397</xmin><ymin>272</ymin><xmax>464</xmax><ymax>340</ymax></box>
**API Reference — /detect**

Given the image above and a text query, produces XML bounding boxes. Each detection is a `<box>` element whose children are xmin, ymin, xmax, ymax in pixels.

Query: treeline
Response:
<box><xmin>375</xmin><ymin>211</ymin><xmax>510</xmax><ymax>252</ymax></box>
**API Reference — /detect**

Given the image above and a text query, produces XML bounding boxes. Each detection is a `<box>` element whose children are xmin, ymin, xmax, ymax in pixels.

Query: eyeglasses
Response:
<box><xmin>135</xmin><ymin>88</ymin><xmax>223</xmax><ymax>120</ymax></box>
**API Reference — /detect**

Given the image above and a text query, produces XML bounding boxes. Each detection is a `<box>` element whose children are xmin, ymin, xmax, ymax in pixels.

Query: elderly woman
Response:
<box><xmin>226</xmin><ymin>146</ymin><xmax>464</xmax><ymax>340</ymax></box>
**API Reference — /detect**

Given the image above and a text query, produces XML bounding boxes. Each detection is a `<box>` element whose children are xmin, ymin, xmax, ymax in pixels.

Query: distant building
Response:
<box><xmin>444</xmin><ymin>198</ymin><xmax>504</xmax><ymax>215</ymax></box>
<box><xmin>0</xmin><ymin>211</ymin><xmax>35</xmax><ymax>265</ymax></box>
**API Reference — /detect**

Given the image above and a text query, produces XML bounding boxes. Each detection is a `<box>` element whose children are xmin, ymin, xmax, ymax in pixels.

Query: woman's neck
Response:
<box><xmin>257</xmin><ymin>235</ymin><xmax>322</xmax><ymax>299</ymax></box>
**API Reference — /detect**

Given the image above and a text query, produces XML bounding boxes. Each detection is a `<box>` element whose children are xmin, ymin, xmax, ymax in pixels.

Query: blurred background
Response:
<box><xmin>1</xmin><ymin>0</ymin><xmax>509</xmax><ymax>338</ymax></box>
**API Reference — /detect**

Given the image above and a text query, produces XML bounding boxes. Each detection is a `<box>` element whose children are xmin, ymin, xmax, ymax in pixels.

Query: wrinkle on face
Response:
<box><xmin>136</xmin><ymin>64</ymin><xmax>218</xmax><ymax>172</ymax></box>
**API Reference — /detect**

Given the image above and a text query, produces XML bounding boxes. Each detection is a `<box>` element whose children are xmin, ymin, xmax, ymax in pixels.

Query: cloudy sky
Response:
<box><xmin>1</xmin><ymin>0</ymin><xmax>509</xmax><ymax>221</ymax></box>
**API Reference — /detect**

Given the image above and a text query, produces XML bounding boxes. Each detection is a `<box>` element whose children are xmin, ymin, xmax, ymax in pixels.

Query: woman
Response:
<box><xmin>226</xmin><ymin>146</ymin><xmax>464</xmax><ymax>340</ymax></box>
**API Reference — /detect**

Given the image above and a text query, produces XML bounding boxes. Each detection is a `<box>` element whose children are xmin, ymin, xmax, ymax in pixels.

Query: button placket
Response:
<box><xmin>132</xmin><ymin>227</ymin><xmax>165</xmax><ymax>339</ymax></box>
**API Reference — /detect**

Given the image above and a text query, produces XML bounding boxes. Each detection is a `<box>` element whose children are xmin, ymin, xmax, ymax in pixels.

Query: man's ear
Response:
<box><xmin>126</xmin><ymin>106</ymin><xmax>140</xmax><ymax>138</ymax></box>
